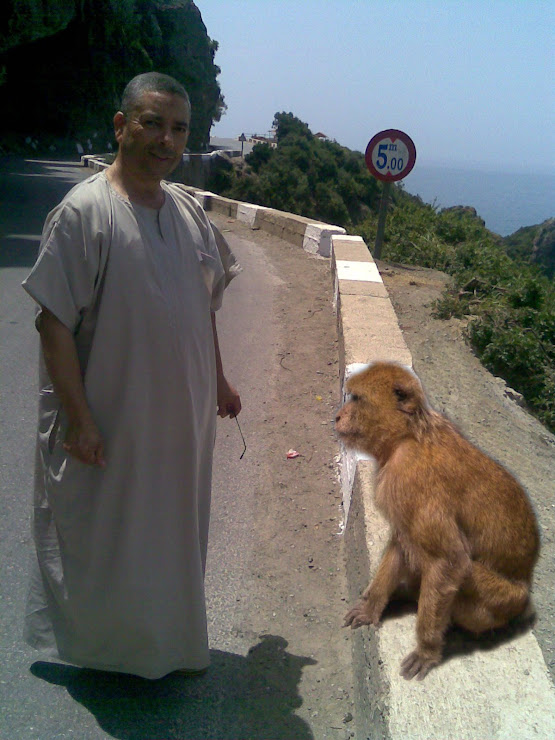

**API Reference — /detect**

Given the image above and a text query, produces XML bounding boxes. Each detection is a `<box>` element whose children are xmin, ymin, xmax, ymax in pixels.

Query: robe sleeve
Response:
<box><xmin>22</xmin><ymin>200</ymin><xmax>104</xmax><ymax>333</ymax></box>
<box><xmin>209</xmin><ymin>220</ymin><xmax>242</xmax><ymax>288</ymax></box>
<box><xmin>207</xmin><ymin>220</ymin><xmax>242</xmax><ymax>312</ymax></box>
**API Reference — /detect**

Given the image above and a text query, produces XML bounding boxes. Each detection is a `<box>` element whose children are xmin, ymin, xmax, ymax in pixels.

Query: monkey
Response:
<box><xmin>336</xmin><ymin>361</ymin><xmax>539</xmax><ymax>680</ymax></box>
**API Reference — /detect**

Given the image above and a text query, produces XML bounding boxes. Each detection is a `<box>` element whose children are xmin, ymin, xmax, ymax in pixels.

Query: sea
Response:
<box><xmin>402</xmin><ymin>164</ymin><xmax>554</xmax><ymax>237</ymax></box>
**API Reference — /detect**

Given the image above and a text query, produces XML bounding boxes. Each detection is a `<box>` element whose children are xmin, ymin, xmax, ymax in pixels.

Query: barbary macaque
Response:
<box><xmin>336</xmin><ymin>362</ymin><xmax>539</xmax><ymax>680</ymax></box>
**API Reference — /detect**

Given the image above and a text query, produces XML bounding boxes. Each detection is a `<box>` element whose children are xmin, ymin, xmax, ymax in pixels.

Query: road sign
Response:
<box><xmin>364</xmin><ymin>129</ymin><xmax>416</xmax><ymax>259</ymax></box>
<box><xmin>365</xmin><ymin>129</ymin><xmax>416</xmax><ymax>182</ymax></box>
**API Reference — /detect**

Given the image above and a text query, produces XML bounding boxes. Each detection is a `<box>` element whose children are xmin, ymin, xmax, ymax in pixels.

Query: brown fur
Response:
<box><xmin>336</xmin><ymin>362</ymin><xmax>539</xmax><ymax>680</ymax></box>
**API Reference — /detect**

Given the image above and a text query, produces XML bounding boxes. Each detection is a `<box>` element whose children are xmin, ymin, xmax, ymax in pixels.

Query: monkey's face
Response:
<box><xmin>335</xmin><ymin>363</ymin><xmax>426</xmax><ymax>458</ymax></box>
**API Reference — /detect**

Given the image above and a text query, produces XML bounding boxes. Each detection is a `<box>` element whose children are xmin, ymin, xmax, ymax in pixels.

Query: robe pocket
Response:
<box><xmin>45</xmin><ymin>454</ymin><xmax>99</xmax><ymax>543</ymax></box>
<box><xmin>47</xmin><ymin>411</ymin><xmax>61</xmax><ymax>455</ymax></box>
<box><xmin>38</xmin><ymin>389</ymin><xmax>63</xmax><ymax>457</ymax></box>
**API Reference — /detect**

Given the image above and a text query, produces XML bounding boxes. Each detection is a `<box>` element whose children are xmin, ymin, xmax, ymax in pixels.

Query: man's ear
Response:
<box><xmin>113</xmin><ymin>111</ymin><xmax>125</xmax><ymax>143</ymax></box>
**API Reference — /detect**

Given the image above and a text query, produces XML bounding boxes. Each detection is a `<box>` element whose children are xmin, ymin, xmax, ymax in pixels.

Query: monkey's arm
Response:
<box><xmin>344</xmin><ymin>536</ymin><xmax>406</xmax><ymax>628</ymax></box>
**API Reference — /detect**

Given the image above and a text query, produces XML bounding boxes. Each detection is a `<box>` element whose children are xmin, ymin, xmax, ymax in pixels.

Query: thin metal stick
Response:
<box><xmin>233</xmin><ymin>414</ymin><xmax>246</xmax><ymax>459</ymax></box>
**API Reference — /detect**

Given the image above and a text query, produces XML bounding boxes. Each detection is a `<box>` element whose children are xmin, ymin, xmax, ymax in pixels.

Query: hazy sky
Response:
<box><xmin>198</xmin><ymin>0</ymin><xmax>553</xmax><ymax>173</ymax></box>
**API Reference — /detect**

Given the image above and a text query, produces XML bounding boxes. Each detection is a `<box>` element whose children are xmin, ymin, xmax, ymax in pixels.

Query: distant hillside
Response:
<box><xmin>209</xmin><ymin>113</ymin><xmax>554</xmax><ymax>431</ymax></box>
<box><xmin>503</xmin><ymin>218</ymin><xmax>555</xmax><ymax>279</ymax></box>
<box><xmin>0</xmin><ymin>0</ymin><xmax>224</xmax><ymax>152</ymax></box>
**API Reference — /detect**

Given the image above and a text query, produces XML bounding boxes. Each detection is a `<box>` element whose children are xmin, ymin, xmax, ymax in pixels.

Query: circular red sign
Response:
<box><xmin>365</xmin><ymin>129</ymin><xmax>416</xmax><ymax>182</ymax></box>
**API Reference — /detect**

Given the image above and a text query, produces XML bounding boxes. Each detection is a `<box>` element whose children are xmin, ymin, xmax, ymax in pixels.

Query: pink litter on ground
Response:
<box><xmin>286</xmin><ymin>449</ymin><xmax>301</xmax><ymax>459</ymax></box>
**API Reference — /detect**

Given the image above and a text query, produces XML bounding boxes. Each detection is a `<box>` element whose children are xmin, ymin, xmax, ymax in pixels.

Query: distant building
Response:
<box><xmin>246</xmin><ymin>133</ymin><xmax>277</xmax><ymax>149</ymax></box>
<box><xmin>209</xmin><ymin>137</ymin><xmax>254</xmax><ymax>156</ymax></box>
<box><xmin>315</xmin><ymin>132</ymin><xmax>330</xmax><ymax>142</ymax></box>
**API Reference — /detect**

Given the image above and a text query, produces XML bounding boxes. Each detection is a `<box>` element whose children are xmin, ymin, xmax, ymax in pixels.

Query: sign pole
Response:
<box><xmin>374</xmin><ymin>181</ymin><xmax>391</xmax><ymax>260</ymax></box>
<box><xmin>364</xmin><ymin>129</ymin><xmax>416</xmax><ymax>260</ymax></box>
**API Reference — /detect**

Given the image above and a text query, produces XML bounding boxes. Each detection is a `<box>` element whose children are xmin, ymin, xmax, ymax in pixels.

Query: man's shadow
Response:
<box><xmin>31</xmin><ymin>634</ymin><xmax>316</xmax><ymax>740</ymax></box>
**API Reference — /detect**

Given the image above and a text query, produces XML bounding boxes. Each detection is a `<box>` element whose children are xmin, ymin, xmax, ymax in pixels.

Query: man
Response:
<box><xmin>22</xmin><ymin>72</ymin><xmax>241</xmax><ymax>679</ymax></box>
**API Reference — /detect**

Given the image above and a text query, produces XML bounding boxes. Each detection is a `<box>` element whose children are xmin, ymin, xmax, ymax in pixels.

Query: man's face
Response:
<box><xmin>114</xmin><ymin>91</ymin><xmax>191</xmax><ymax>180</ymax></box>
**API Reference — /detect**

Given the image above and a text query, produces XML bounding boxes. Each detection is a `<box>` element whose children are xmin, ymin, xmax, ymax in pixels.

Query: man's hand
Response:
<box><xmin>38</xmin><ymin>307</ymin><xmax>106</xmax><ymax>468</ymax></box>
<box><xmin>63</xmin><ymin>418</ymin><xmax>106</xmax><ymax>468</ymax></box>
<box><xmin>211</xmin><ymin>312</ymin><xmax>241</xmax><ymax>418</ymax></box>
<box><xmin>217</xmin><ymin>376</ymin><xmax>241</xmax><ymax>418</ymax></box>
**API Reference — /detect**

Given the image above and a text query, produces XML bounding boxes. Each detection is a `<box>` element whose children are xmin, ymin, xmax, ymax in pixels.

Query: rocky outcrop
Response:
<box><xmin>0</xmin><ymin>0</ymin><xmax>75</xmax><ymax>54</ymax></box>
<box><xmin>440</xmin><ymin>205</ymin><xmax>486</xmax><ymax>228</ymax></box>
<box><xmin>0</xmin><ymin>0</ymin><xmax>224</xmax><ymax>152</ymax></box>
<box><xmin>504</xmin><ymin>218</ymin><xmax>555</xmax><ymax>279</ymax></box>
<box><xmin>531</xmin><ymin>218</ymin><xmax>555</xmax><ymax>279</ymax></box>
<box><xmin>150</xmin><ymin>0</ymin><xmax>225</xmax><ymax>150</ymax></box>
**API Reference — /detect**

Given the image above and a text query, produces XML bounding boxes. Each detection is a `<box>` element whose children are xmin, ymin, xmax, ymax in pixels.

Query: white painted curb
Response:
<box><xmin>303</xmin><ymin>223</ymin><xmax>346</xmax><ymax>257</ymax></box>
<box><xmin>237</xmin><ymin>203</ymin><xmax>267</xmax><ymax>228</ymax></box>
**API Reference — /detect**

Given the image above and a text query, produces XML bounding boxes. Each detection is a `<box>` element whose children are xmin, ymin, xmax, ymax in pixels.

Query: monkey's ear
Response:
<box><xmin>393</xmin><ymin>383</ymin><xmax>421</xmax><ymax>415</ymax></box>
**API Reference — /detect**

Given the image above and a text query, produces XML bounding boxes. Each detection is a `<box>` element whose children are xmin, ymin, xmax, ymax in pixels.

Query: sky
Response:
<box><xmin>197</xmin><ymin>0</ymin><xmax>554</xmax><ymax>173</ymax></box>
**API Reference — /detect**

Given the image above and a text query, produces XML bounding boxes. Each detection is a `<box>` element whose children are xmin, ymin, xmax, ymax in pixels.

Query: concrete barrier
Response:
<box><xmin>304</xmin><ymin>223</ymin><xmax>346</xmax><ymax>257</ymax></box>
<box><xmin>331</xmin><ymin>236</ymin><xmax>555</xmax><ymax>740</ymax></box>
<box><xmin>173</xmin><ymin>183</ymin><xmax>344</xmax><ymax>257</ymax></box>
<box><xmin>237</xmin><ymin>203</ymin><xmax>267</xmax><ymax>228</ymax></box>
<box><xmin>82</xmin><ymin>154</ymin><xmax>109</xmax><ymax>172</ymax></box>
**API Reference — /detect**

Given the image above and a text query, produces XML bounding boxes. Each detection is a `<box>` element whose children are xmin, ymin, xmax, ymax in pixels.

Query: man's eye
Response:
<box><xmin>144</xmin><ymin>120</ymin><xmax>159</xmax><ymax>128</ymax></box>
<box><xmin>174</xmin><ymin>126</ymin><xmax>188</xmax><ymax>134</ymax></box>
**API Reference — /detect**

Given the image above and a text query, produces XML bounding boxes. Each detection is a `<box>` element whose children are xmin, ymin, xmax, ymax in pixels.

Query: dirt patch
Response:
<box><xmin>381</xmin><ymin>262</ymin><xmax>555</xmax><ymax>682</ymax></box>
<box><xmin>211</xmin><ymin>214</ymin><xmax>356</xmax><ymax>739</ymax></box>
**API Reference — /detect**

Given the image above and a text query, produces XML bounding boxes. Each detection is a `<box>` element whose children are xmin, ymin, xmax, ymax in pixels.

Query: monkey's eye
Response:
<box><xmin>350</xmin><ymin>393</ymin><xmax>360</xmax><ymax>402</ymax></box>
<box><xmin>394</xmin><ymin>387</ymin><xmax>408</xmax><ymax>402</ymax></box>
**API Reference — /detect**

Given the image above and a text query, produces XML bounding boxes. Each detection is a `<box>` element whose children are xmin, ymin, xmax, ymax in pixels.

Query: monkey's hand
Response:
<box><xmin>400</xmin><ymin>649</ymin><xmax>440</xmax><ymax>681</ymax></box>
<box><xmin>343</xmin><ymin>599</ymin><xmax>383</xmax><ymax>629</ymax></box>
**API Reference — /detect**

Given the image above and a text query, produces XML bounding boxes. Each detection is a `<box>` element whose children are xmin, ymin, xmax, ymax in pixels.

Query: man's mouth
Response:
<box><xmin>151</xmin><ymin>152</ymin><xmax>174</xmax><ymax>161</ymax></box>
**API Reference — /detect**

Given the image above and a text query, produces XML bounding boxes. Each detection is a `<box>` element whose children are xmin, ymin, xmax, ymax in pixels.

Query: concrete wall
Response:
<box><xmin>175</xmin><ymin>186</ymin><xmax>347</xmax><ymax>257</ymax></box>
<box><xmin>83</xmin><ymin>151</ymin><xmax>233</xmax><ymax>191</ymax></box>
<box><xmin>170</xmin><ymin>151</ymin><xmax>232</xmax><ymax>189</ymax></box>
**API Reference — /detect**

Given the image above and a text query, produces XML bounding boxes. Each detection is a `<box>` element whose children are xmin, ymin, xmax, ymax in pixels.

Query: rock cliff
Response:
<box><xmin>0</xmin><ymin>0</ymin><xmax>224</xmax><ymax>151</ymax></box>
<box><xmin>531</xmin><ymin>218</ymin><xmax>555</xmax><ymax>279</ymax></box>
<box><xmin>0</xmin><ymin>0</ymin><xmax>75</xmax><ymax>54</ymax></box>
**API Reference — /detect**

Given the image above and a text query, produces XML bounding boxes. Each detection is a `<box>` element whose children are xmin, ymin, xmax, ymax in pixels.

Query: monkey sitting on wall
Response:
<box><xmin>336</xmin><ymin>361</ymin><xmax>539</xmax><ymax>680</ymax></box>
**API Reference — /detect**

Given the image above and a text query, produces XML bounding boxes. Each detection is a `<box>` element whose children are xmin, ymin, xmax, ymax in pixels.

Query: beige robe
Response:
<box><xmin>22</xmin><ymin>173</ymin><xmax>240</xmax><ymax>679</ymax></box>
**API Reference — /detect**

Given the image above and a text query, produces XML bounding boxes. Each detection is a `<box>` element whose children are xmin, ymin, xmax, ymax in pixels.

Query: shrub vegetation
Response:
<box><xmin>210</xmin><ymin>114</ymin><xmax>554</xmax><ymax>432</ymax></box>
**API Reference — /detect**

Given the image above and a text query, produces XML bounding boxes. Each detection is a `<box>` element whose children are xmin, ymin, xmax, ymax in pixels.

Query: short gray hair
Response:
<box><xmin>120</xmin><ymin>72</ymin><xmax>191</xmax><ymax>116</ymax></box>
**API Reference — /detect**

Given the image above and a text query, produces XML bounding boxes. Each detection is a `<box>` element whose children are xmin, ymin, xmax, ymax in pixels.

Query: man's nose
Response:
<box><xmin>159</xmin><ymin>127</ymin><xmax>174</xmax><ymax>147</ymax></box>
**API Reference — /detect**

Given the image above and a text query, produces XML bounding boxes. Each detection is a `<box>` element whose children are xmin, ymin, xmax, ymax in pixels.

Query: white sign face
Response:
<box><xmin>371</xmin><ymin>138</ymin><xmax>410</xmax><ymax>177</ymax></box>
<box><xmin>365</xmin><ymin>129</ymin><xmax>416</xmax><ymax>182</ymax></box>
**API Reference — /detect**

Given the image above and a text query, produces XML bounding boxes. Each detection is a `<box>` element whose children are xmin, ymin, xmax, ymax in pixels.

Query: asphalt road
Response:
<box><xmin>0</xmin><ymin>159</ymin><xmax>354</xmax><ymax>740</ymax></box>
